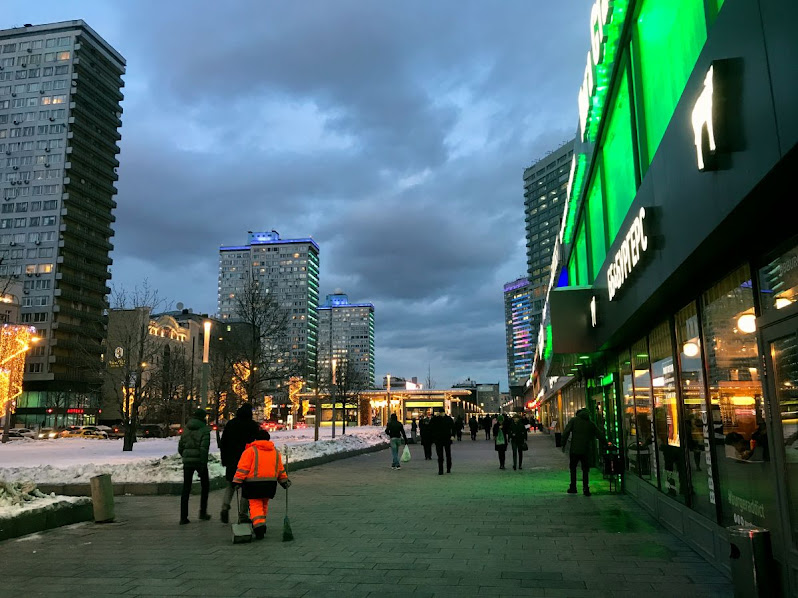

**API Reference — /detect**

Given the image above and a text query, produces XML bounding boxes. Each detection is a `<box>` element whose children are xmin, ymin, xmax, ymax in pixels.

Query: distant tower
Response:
<box><xmin>217</xmin><ymin>231</ymin><xmax>320</xmax><ymax>384</ymax></box>
<box><xmin>317</xmin><ymin>291</ymin><xmax>375</xmax><ymax>388</ymax></box>
<box><xmin>503</xmin><ymin>277</ymin><xmax>533</xmax><ymax>393</ymax></box>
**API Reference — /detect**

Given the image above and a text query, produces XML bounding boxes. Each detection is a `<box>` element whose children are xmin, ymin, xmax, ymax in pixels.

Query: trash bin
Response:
<box><xmin>90</xmin><ymin>473</ymin><xmax>115</xmax><ymax>523</ymax></box>
<box><xmin>554</xmin><ymin>432</ymin><xmax>562</xmax><ymax>447</ymax></box>
<box><xmin>728</xmin><ymin>525</ymin><xmax>774</xmax><ymax>597</ymax></box>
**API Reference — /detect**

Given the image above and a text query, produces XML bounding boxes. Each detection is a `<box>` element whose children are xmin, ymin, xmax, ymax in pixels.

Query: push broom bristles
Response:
<box><xmin>282</xmin><ymin>446</ymin><xmax>294</xmax><ymax>542</ymax></box>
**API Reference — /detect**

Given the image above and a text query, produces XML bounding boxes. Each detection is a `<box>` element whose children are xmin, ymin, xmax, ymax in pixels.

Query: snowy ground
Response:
<box><xmin>0</xmin><ymin>426</ymin><xmax>387</xmax><ymax>487</ymax></box>
<box><xmin>0</xmin><ymin>481</ymin><xmax>90</xmax><ymax>520</ymax></box>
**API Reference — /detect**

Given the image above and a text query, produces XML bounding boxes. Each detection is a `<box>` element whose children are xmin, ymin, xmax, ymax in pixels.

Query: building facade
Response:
<box><xmin>317</xmin><ymin>291</ymin><xmax>374</xmax><ymax>389</ymax></box>
<box><xmin>217</xmin><ymin>231</ymin><xmax>319</xmax><ymax>384</ymax></box>
<box><xmin>503</xmin><ymin>277</ymin><xmax>533</xmax><ymax>395</ymax></box>
<box><xmin>531</xmin><ymin>0</ymin><xmax>798</xmax><ymax>589</ymax></box>
<box><xmin>1</xmin><ymin>21</ymin><xmax>125</xmax><ymax>425</ymax></box>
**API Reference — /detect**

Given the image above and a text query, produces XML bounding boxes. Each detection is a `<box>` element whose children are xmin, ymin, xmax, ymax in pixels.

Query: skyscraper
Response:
<box><xmin>503</xmin><ymin>277</ymin><xmax>533</xmax><ymax>394</ymax></box>
<box><xmin>317</xmin><ymin>291</ymin><xmax>375</xmax><ymax>388</ymax></box>
<box><xmin>217</xmin><ymin>231</ymin><xmax>319</xmax><ymax>384</ymax></box>
<box><xmin>0</xmin><ymin>21</ymin><xmax>125</xmax><ymax>426</ymax></box>
<box><xmin>521</xmin><ymin>141</ymin><xmax>573</xmax><ymax>361</ymax></box>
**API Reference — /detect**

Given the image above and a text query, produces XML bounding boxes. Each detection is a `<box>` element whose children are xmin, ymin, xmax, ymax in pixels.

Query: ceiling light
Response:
<box><xmin>683</xmin><ymin>341</ymin><xmax>699</xmax><ymax>357</ymax></box>
<box><xmin>776</xmin><ymin>297</ymin><xmax>793</xmax><ymax>310</ymax></box>
<box><xmin>737</xmin><ymin>313</ymin><xmax>757</xmax><ymax>334</ymax></box>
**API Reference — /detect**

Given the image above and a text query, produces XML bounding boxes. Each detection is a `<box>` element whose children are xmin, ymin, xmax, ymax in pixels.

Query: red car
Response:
<box><xmin>261</xmin><ymin>420</ymin><xmax>286</xmax><ymax>432</ymax></box>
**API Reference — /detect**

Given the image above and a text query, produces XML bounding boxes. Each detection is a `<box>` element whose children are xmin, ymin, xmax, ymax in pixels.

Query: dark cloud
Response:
<box><xmin>4</xmin><ymin>0</ymin><xmax>594</xmax><ymax>389</ymax></box>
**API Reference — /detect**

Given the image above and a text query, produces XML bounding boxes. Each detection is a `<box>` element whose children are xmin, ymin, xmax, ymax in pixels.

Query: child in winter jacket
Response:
<box><xmin>232</xmin><ymin>429</ymin><xmax>291</xmax><ymax>539</ymax></box>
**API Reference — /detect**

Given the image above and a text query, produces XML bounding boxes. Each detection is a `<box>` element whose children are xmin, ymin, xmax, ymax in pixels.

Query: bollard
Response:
<box><xmin>90</xmin><ymin>473</ymin><xmax>115</xmax><ymax>523</ymax></box>
<box><xmin>728</xmin><ymin>526</ymin><xmax>774</xmax><ymax>597</ymax></box>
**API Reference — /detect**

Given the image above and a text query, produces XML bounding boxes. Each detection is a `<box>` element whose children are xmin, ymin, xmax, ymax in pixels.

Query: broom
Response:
<box><xmin>282</xmin><ymin>446</ymin><xmax>294</xmax><ymax>542</ymax></box>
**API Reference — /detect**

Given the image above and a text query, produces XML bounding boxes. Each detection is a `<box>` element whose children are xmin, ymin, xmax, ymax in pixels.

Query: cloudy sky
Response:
<box><xmin>5</xmin><ymin>1</ymin><xmax>592</xmax><ymax>391</ymax></box>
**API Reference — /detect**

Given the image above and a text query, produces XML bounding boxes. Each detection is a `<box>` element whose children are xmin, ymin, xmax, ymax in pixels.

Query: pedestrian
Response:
<box><xmin>178</xmin><ymin>408</ymin><xmax>212</xmax><ymax>525</ymax></box>
<box><xmin>232</xmin><ymin>429</ymin><xmax>291</xmax><ymax>540</ymax></box>
<box><xmin>561</xmin><ymin>408</ymin><xmax>611</xmax><ymax>496</ymax></box>
<box><xmin>493</xmin><ymin>414</ymin><xmax>511</xmax><ymax>469</ymax></box>
<box><xmin>410</xmin><ymin>418</ymin><xmax>418</xmax><ymax>444</ymax></box>
<box><xmin>454</xmin><ymin>415</ymin><xmax>464</xmax><ymax>441</ymax></box>
<box><xmin>385</xmin><ymin>413</ymin><xmax>408</xmax><ymax>469</ymax></box>
<box><xmin>483</xmin><ymin>415</ymin><xmax>492</xmax><ymax>440</ymax></box>
<box><xmin>419</xmin><ymin>414</ymin><xmax>433</xmax><ymax>460</ymax></box>
<box><xmin>510</xmin><ymin>414</ymin><xmax>528</xmax><ymax>470</ymax></box>
<box><xmin>468</xmin><ymin>416</ymin><xmax>479</xmax><ymax>441</ymax></box>
<box><xmin>429</xmin><ymin>408</ymin><xmax>455</xmax><ymax>474</ymax></box>
<box><xmin>218</xmin><ymin>402</ymin><xmax>260</xmax><ymax>524</ymax></box>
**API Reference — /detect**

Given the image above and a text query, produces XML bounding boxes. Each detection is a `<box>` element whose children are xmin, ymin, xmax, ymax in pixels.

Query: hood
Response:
<box><xmin>247</xmin><ymin>440</ymin><xmax>277</xmax><ymax>451</ymax></box>
<box><xmin>576</xmin><ymin>409</ymin><xmax>590</xmax><ymax>420</ymax></box>
<box><xmin>187</xmin><ymin>417</ymin><xmax>205</xmax><ymax>430</ymax></box>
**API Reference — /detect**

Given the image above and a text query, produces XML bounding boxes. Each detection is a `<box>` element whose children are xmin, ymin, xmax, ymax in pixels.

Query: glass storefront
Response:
<box><xmin>633</xmin><ymin>338</ymin><xmax>656</xmax><ymax>485</ymax></box>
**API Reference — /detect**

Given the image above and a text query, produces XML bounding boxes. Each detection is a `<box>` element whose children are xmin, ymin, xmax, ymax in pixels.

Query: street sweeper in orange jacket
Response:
<box><xmin>232</xmin><ymin>429</ymin><xmax>291</xmax><ymax>539</ymax></box>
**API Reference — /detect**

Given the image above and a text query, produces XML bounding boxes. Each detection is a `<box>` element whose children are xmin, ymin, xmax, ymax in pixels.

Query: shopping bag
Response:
<box><xmin>401</xmin><ymin>444</ymin><xmax>411</xmax><ymax>462</ymax></box>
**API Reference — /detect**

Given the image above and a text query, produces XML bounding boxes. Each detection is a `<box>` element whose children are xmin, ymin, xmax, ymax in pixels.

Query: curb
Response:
<box><xmin>37</xmin><ymin>442</ymin><xmax>389</xmax><ymax>497</ymax></box>
<box><xmin>0</xmin><ymin>500</ymin><xmax>93</xmax><ymax>542</ymax></box>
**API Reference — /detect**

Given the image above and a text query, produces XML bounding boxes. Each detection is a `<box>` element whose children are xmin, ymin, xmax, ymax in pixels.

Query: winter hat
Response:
<box><xmin>498</xmin><ymin>415</ymin><xmax>504</xmax><ymax>423</ymax></box>
<box><xmin>236</xmin><ymin>403</ymin><xmax>254</xmax><ymax>419</ymax></box>
<box><xmin>256</xmin><ymin>429</ymin><xmax>271</xmax><ymax>441</ymax></box>
<box><xmin>192</xmin><ymin>408</ymin><xmax>207</xmax><ymax>420</ymax></box>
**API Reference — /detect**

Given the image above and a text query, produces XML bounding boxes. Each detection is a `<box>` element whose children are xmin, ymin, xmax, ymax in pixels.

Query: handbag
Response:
<box><xmin>401</xmin><ymin>444</ymin><xmax>411</xmax><ymax>462</ymax></box>
<box><xmin>521</xmin><ymin>441</ymin><xmax>529</xmax><ymax>452</ymax></box>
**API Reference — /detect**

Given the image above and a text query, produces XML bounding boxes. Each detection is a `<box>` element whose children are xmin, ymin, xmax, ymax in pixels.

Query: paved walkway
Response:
<box><xmin>0</xmin><ymin>433</ymin><xmax>732</xmax><ymax>598</ymax></box>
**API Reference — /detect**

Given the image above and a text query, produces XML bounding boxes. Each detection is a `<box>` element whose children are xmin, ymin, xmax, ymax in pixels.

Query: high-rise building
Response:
<box><xmin>0</xmin><ymin>21</ymin><xmax>125</xmax><ymax>425</ymax></box>
<box><xmin>318</xmin><ymin>291</ymin><xmax>374</xmax><ymax>388</ymax></box>
<box><xmin>503</xmin><ymin>277</ymin><xmax>533</xmax><ymax>393</ymax></box>
<box><xmin>522</xmin><ymin>141</ymin><xmax>573</xmax><ymax>359</ymax></box>
<box><xmin>524</xmin><ymin>141</ymin><xmax>574</xmax><ymax>290</ymax></box>
<box><xmin>217</xmin><ymin>231</ymin><xmax>319</xmax><ymax>383</ymax></box>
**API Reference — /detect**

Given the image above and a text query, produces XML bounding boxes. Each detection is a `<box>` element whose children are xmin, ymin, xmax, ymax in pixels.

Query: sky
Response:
<box><xmin>3</xmin><ymin>1</ymin><xmax>593</xmax><ymax>392</ymax></box>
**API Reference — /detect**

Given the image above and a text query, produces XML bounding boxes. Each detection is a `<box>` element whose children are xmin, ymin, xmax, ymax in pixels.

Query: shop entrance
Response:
<box><xmin>762</xmin><ymin>315</ymin><xmax>798</xmax><ymax>577</ymax></box>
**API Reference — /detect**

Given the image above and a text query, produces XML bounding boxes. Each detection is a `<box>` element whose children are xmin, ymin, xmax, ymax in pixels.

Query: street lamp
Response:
<box><xmin>331</xmin><ymin>358</ymin><xmax>337</xmax><ymax>439</ymax></box>
<box><xmin>200</xmin><ymin>320</ymin><xmax>211</xmax><ymax>410</ymax></box>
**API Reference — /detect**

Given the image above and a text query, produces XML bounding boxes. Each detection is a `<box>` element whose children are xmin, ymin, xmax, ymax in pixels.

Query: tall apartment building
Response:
<box><xmin>521</xmin><ymin>141</ymin><xmax>573</xmax><ymax>361</ymax></box>
<box><xmin>217</xmin><ymin>231</ymin><xmax>319</xmax><ymax>384</ymax></box>
<box><xmin>317</xmin><ymin>291</ymin><xmax>375</xmax><ymax>388</ymax></box>
<box><xmin>503</xmin><ymin>277</ymin><xmax>533</xmax><ymax>394</ymax></box>
<box><xmin>0</xmin><ymin>21</ymin><xmax>125</xmax><ymax>426</ymax></box>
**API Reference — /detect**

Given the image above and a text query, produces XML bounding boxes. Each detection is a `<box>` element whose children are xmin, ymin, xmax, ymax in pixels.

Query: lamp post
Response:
<box><xmin>386</xmin><ymin>373</ymin><xmax>391</xmax><ymax>426</ymax></box>
<box><xmin>330</xmin><ymin>358</ymin><xmax>337</xmax><ymax>439</ymax></box>
<box><xmin>200</xmin><ymin>320</ymin><xmax>211</xmax><ymax>410</ymax></box>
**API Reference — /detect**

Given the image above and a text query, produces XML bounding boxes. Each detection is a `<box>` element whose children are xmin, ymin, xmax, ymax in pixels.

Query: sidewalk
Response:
<box><xmin>0</xmin><ymin>433</ymin><xmax>732</xmax><ymax>597</ymax></box>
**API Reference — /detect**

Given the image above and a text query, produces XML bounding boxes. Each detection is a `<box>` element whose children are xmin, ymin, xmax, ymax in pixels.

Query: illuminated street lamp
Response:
<box><xmin>200</xmin><ymin>320</ymin><xmax>211</xmax><ymax>409</ymax></box>
<box><xmin>330</xmin><ymin>358</ymin><xmax>337</xmax><ymax>439</ymax></box>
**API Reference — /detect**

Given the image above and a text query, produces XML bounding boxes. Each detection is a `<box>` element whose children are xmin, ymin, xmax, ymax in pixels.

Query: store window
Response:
<box><xmin>620</xmin><ymin>350</ymin><xmax>639</xmax><ymax>475</ymax></box>
<box><xmin>759</xmin><ymin>241</ymin><xmax>798</xmax><ymax>314</ymax></box>
<box><xmin>602</xmin><ymin>66</ymin><xmax>638</xmax><ymax>246</ymax></box>
<box><xmin>632</xmin><ymin>0</ymin><xmax>707</xmax><ymax>171</ymax></box>
<box><xmin>702</xmin><ymin>265</ymin><xmax>771</xmax><ymax>528</ymax></box>
<box><xmin>676</xmin><ymin>302</ymin><xmax>717</xmax><ymax>521</ymax></box>
<box><xmin>650</xmin><ymin>320</ymin><xmax>686</xmax><ymax>501</ymax></box>
<box><xmin>586</xmin><ymin>162</ymin><xmax>606</xmax><ymax>280</ymax></box>
<box><xmin>633</xmin><ymin>338</ymin><xmax>657</xmax><ymax>486</ymax></box>
<box><xmin>575</xmin><ymin>221</ymin><xmax>588</xmax><ymax>286</ymax></box>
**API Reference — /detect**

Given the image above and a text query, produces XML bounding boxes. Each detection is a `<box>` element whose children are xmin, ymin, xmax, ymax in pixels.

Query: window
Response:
<box><xmin>586</xmin><ymin>162</ymin><xmax>606</xmax><ymax>280</ymax></box>
<box><xmin>54</xmin><ymin>65</ymin><xmax>69</xmax><ymax>75</ymax></box>
<box><xmin>28</xmin><ymin>362</ymin><xmax>43</xmax><ymax>373</ymax></box>
<box><xmin>702</xmin><ymin>265</ymin><xmax>769</xmax><ymax>528</ymax></box>
<box><xmin>56</xmin><ymin>51</ymin><xmax>70</xmax><ymax>61</ymax></box>
<box><xmin>45</xmin><ymin>39</ymin><xmax>56</xmax><ymax>48</ymax></box>
<box><xmin>42</xmin><ymin>216</ymin><xmax>56</xmax><ymax>226</ymax></box>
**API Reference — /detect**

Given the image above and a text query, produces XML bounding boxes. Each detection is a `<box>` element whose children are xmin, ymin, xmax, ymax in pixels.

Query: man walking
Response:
<box><xmin>219</xmin><ymin>403</ymin><xmax>259</xmax><ymax>523</ymax></box>
<box><xmin>178</xmin><ymin>409</ymin><xmax>212</xmax><ymax>525</ymax></box>
<box><xmin>468</xmin><ymin>416</ymin><xmax>479</xmax><ymax>441</ymax></box>
<box><xmin>385</xmin><ymin>413</ymin><xmax>408</xmax><ymax>469</ymax></box>
<box><xmin>419</xmin><ymin>414</ymin><xmax>433</xmax><ymax>460</ymax></box>
<box><xmin>429</xmin><ymin>408</ymin><xmax>455</xmax><ymax>475</ymax></box>
<box><xmin>561</xmin><ymin>408</ymin><xmax>610</xmax><ymax>496</ymax></box>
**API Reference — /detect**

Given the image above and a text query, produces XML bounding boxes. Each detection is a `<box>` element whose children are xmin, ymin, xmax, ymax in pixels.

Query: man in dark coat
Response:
<box><xmin>419</xmin><ymin>415</ymin><xmax>433</xmax><ymax>460</ymax></box>
<box><xmin>561</xmin><ymin>408</ymin><xmax>610</xmax><ymax>496</ymax></box>
<box><xmin>219</xmin><ymin>403</ymin><xmax>260</xmax><ymax>523</ymax></box>
<box><xmin>178</xmin><ymin>409</ymin><xmax>211</xmax><ymax>525</ymax></box>
<box><xmin>482</xmin><ymin>415</ymin><xmax>492</xmax><ymax>440</ymax></box>
<box><xmin>468</xmin><ymin>416</ymin><xmax>479</xmax><ymax>441</ymax></box>
<box><xmin>429</xmin><ymin>408</ymin><xmax>455</xmax><ymax>474</ymax></box>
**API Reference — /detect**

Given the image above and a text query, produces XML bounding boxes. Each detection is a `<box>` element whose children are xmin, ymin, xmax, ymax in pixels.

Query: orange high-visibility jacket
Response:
<box><xmin>233</xmin><ymin>440</ymin><xmax>288</xmax><ymax>499</ymax></box>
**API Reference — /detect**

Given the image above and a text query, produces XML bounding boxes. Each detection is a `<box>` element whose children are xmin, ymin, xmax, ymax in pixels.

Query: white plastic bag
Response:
<box><xmin>401</xmin><ymin>444</ymin><xmax>411</xmax><ymax>462</ymax></box>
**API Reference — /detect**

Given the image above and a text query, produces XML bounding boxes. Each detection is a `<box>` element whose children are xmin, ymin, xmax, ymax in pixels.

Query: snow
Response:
<box><xmin>0</xmin><ymin>426</ymin><xmax>387</xmax><ymax>486</ymax></box>
<box><xmin>0</xmin><ymin>481</ymin><xmax>90</xmax><ymax>520</ymax></box>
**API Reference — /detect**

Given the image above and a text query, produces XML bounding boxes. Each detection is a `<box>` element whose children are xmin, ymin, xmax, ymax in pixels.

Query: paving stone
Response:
<box><xmin>0</xmin><ymin>435</ymin><xmax>733</xmax><ymax>596</ymax></box>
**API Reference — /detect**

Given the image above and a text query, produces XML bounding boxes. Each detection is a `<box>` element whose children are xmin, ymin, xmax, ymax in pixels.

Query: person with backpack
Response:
<box><xmin>178</xmin><ymin>408</ymin><xmax>212</xmax><ymax>525</ymax></box>
<box><xmin>385</xmin><ymin>413</ymin><xmax>408</xmax><ymax>469</ymax></box>
<box><xmin>493</xmin><ymin>414</ymin><xmax>512</xmax><ymax>470</ymax></box>
<box><xmin>232</xmin><ymin>429</ymin><xmax>291</xmax><ymax>540</ymax></box>
<box><xmin>219</xmin><ymin>403</ymin><xmax>260</xmax><ymax>523</ymax></box>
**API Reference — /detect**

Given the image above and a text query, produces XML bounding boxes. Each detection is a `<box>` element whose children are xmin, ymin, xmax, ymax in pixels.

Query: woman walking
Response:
<box><xmin>493</xmin><ymin>415</ymin><xmax>511</xmax><ymax>469</ymax></box>
<box><xmin>510</xmin><ymin>414</ymin><xmax>528</xmax><ymax>470</ymax></box>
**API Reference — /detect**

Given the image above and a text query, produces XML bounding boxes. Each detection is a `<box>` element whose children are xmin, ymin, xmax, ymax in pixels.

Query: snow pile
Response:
<box><xmin>0</xmin><ymin>481</ymin><xmax>89</xmax><ymax>519</ymax></box>
<box><xmin>0</xmin><ymin>426</ymin><xmax>387</xmax><ymax>485</ymax></box>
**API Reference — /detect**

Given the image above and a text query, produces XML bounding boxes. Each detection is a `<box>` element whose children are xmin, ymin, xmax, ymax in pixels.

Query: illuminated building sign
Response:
<box><xmin>607</xmin><ymin>207</ymin><xmax>649</xmax><ymax>301</ymax></box>
<box><xmin>692</xmin><ymin>65</ymin><xmax>717</xmax><ymax>171</ymax></box>
<box><xmin>67</xmin><ymin>408</ymin><xmax>85</xmax><ymax>414</ymax></box>
<box><xmin>578</xmin><ymin>0</ymin><xmax>613</xmax><ymax>140</ymax></box>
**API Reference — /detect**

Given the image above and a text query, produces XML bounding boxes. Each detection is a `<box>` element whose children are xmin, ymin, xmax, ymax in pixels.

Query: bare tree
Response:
<box><xmin>425</xmin><ymin>364</ymin><xmax>436</xmax><ymax>390</ymax></box>
<box><xmin>230</xmin><ymin>275</ymin><xmax>292</xmax><ymax>416</ymax></box>
<box><xmin>335</xmin><ymin>356</ymin><xmax>369</xmax><ymax>434</ymax></box>
<box><xmin>103</xmin><ymin>282</ymin><xmax>168</xmax><ymax>451</ymax></box>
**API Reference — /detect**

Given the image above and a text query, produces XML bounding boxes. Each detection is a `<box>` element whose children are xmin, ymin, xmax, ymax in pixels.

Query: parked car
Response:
<box><xmin>12</xmin><ymin>427</ymin><xmax>36</xmax><ymax>438</ymax></box>
<box><xmin>61</xmin><ymin>428</ymin><xmax>108</xmax><ymax>439</ymax></box>
<box><xmin>58</xmin><ymin>426</ymin><xmax>82</xmax><ymax>437</ymax></box>
<box><xmin>261</xmin><ymin>420</ymin><xmax>286</xmax><ymax>432</ymax></box>
<box><xmin>137</xmin><ymin>424</ymin><xmax>165</xmax><ymax>438</ymax></box>
<box><xmin>3</xmin><ymin>430</ymin><xmax>25</xmax><ymax>440</ymax></box>
<box><xmin>37</xmin><ymin>427</ymin><xmax>58</xmax><ymax>439</ymax></box>
<box><xmin>107</xmin><ymin>425</ymin><xmax>126</xmax><ymax>439</ymax></box>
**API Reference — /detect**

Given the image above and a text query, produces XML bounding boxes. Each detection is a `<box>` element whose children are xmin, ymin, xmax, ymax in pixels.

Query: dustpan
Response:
<box><xmin>232</xmin><ymin>486</ymin><xmax>253</xmax><ymax>544</ymax></box>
